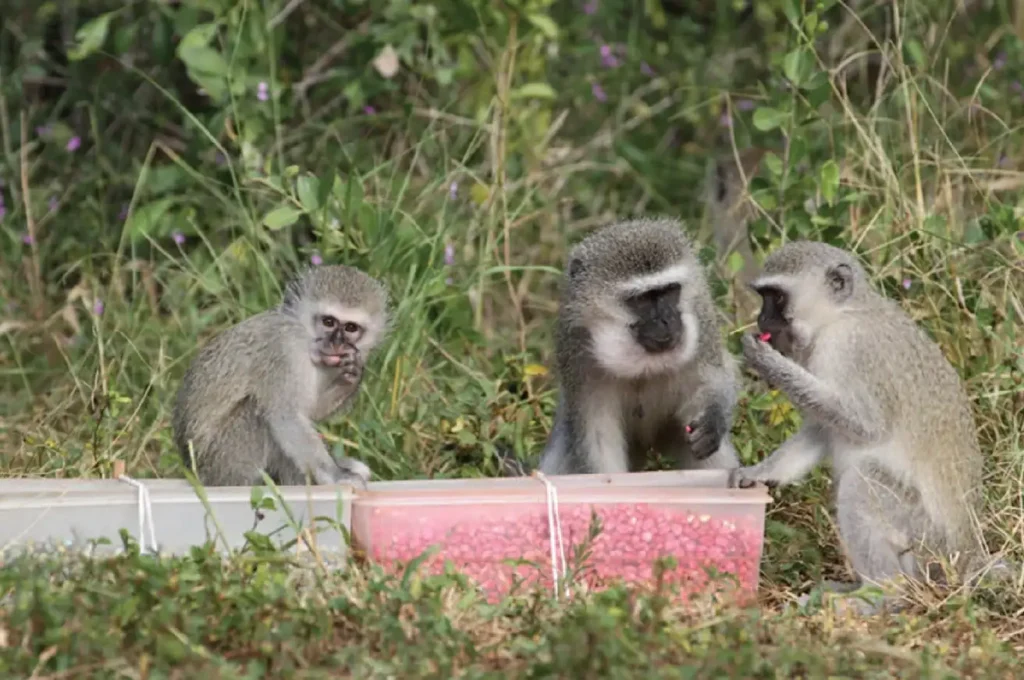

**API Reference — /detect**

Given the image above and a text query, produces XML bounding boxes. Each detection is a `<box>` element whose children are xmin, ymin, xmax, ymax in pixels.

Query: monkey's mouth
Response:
<box><xmin>320</xmin><ymin>353</ymin><xmax>345</xmax><ymax>367</ymax></box>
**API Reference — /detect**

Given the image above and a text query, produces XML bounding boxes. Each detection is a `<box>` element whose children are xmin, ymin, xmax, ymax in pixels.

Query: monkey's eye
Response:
<box><xmin>322</xmin><ymin>316</ymin><xmax>339</xmax><ymax>329</ymax></box>
<box><xmin>343</xmin><ymin>322</ymin><xmax>361</xmax><ymax>334</ymax></box>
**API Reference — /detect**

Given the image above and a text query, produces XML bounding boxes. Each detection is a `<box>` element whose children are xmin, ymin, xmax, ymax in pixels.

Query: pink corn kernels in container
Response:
<box><xmin>351</xmin><ymin>470</ymin><xmax>771</xmax><ymax>604</ymax></box>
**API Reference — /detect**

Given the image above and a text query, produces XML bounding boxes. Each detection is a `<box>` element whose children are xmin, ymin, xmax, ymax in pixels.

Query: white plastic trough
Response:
<box><xmin>0</xmin><ymin>478</ymin><xmax>355</xmax><ymax>560</ymax></box>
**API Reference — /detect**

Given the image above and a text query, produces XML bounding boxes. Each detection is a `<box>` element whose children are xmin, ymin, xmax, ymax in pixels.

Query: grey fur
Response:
<box><xmin>538</xmin><ymin>217</ymin><xmax>741</xmax><ymax>475</ymax></box>
<box><xmin>730</xmin><ymin>241</ymin><xmax>992</xmax><ymax>592</ymax></box>
<box><xmin>172</xmin><ymin>265</ymin><xmax>389</xmax><ymax>488</ymax></box>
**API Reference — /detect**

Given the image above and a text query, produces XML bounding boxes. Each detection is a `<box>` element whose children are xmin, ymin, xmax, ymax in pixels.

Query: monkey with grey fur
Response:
<box><xmin>538</xmin><ymin>217</ymin><xmax>741</xmax><ymax>476</ymax></box>
<box><xmin>172</xmin><ymin>265</ymin><xmax>389</xmax><ymax>488</ymax></box>
<box><xmin>729</xmin><ymin>241</ymin><xmax>1001</xmax><ymax>601</ymax></box>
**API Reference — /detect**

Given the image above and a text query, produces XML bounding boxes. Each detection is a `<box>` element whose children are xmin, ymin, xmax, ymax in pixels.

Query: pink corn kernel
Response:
<box><xmin>353</xmin><ymin>501</ymin><xmax>764</xmax><ymax>605</ymax></box>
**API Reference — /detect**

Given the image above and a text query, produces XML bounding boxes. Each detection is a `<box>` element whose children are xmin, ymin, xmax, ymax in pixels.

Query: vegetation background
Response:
<box><xmin>1</xmin><ymin>0</ymin><xmax>1023</xmax><ymax>676</ymax></box>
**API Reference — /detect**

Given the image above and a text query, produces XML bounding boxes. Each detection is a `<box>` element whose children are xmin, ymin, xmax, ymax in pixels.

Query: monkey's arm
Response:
<box><xmin>264</xmin><ymin>412</ymin><xmax>341</xmax><ymax>485</ymax></box>
<box><xmin>730</xmin><ymin>423</ymin><xmax>828</xmax><ymax>488</ymax></box>
<box><xmin>741</xmin><ymin>333</ymin><xmax>887</xmax><ymax>444</ymax></box>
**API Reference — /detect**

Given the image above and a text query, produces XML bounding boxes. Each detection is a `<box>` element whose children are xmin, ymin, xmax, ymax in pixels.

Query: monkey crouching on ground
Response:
<box><xmin>538</xmin><ymin>217</ymin><xmax>741</xmax><ymax>476</ymax></box>
<box><xmin>729</xmin><ymin>241</ymin><xmax>1003</xmax><ymax>606</ymax></box>
<box><xmin>172</xmin><ymin>265</ymin><xmax>389</xmax><ymax>488</ymax></box>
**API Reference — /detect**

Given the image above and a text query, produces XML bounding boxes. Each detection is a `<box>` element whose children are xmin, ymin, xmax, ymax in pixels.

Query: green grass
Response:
<box><xmin>2</xmin><ymin>0</ymin><xmax>1024</xmax><ymax>676</ymax></box>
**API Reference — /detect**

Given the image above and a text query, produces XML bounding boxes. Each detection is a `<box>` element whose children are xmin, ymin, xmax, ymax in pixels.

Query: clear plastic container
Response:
<box><xmin>351</xmin><ymin>469</ymin><xmax>771</xmax><ymax>603</ymax></box>
<box><xmin>0</xmin><ymin>479</ymin><xmax>355</xmax><ymax>560</ymax></box>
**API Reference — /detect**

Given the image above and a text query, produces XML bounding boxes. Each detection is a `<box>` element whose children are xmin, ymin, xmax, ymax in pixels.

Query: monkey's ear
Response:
<box><xmin>568</xmin><ymin>258</ymin><xmax>585</xmax><ymax>279</ymax></box>
<box><xmin>826</xmin><ymin>263</ymin><xmax>853</xmax><ymax>300</ymax></box>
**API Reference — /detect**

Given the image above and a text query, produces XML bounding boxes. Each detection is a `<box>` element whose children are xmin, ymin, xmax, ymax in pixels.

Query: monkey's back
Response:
<box><xmin>848</xmin><ymin>297</ymin><xmax>984</xmax><ymax>550</ymax></box>
<box><xmin>171</xmin><ymin>310</ymin><xmax>292</xmax><ymax>471</ymax></box>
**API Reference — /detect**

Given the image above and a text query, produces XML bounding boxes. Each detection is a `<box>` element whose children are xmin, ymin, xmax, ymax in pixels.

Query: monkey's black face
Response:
<box><xmin>753</xmin><ymin>286</ymin><xmax>795</xmax><ymax>356</ymax></box>
<box><xmin>625</xmin><ymin>283</ymin><xmax>683</xmax><ymax>354</ymax></box>
<box><xmin>316</xmin><ymin>314</ymin><xmax>364</xmax><ymax>366</ymax></box>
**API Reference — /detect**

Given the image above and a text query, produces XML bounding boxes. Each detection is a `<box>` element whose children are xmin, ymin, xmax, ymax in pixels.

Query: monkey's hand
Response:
<box><xmin>685</xmin><ymin>402</ymin><xmax>729</xmax><ymax>460</ymax></box>
<box><xmin>728</xmin><ymin>465</ymin><xmax>778</xmax><ymax>490</ymax></box>
<box><xmin>336</xmin><ymin>344</ymin><xmax>363</xmax><ymax>385</ymax></box>
<box><xmin>741</xmin><ymin>332</ymin><xmax>787</xmax><ymax>386</ymax></box>
<box><xmin>331</xmin><ymin>456</ymin><xmax>372</xmax><ymax>489</ymax></box>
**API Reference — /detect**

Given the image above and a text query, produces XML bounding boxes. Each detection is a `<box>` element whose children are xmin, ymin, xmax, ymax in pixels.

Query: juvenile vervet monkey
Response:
<box><xmin>538</xmin><ymin>217</ymin><xmax>741</xmax><ymax>475</ymax></box>
<box><xmin>729</xmin><ymin>241</ymin><xmax>993</xmax><ymax>594</ymax></box>
<box><xmin>172</xmin><ymin>265</ymin><xmax>389</xmax><ymax>488</ymax></box>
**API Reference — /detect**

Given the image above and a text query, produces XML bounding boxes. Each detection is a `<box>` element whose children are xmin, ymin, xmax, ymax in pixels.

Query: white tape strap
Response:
<box><xmin>117</xmin><ymin>475</ymin><xmax>159</xmax><ymax>554</ymax></box>
<box><xmin>533</xmin><ymin>471</ymin><xmax>570</xmax><ymax>599</ymax></box>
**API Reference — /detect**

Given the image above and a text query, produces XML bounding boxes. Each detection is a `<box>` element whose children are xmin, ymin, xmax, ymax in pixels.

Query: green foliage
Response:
<box><xmin>1</xmin><ymin>0</ymin><xmax>1024</xmax><ymax>674</ymax></box>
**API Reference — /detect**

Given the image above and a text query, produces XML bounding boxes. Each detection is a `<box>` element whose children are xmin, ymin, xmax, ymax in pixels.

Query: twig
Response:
<box><xmin>19</xmin><ymin>111</ymin><xmax>45</xmax><ymax>322</ymax></box>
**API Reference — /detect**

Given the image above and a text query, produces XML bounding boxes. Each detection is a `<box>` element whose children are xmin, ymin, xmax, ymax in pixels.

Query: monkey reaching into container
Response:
<box><xmin>729</xmin><ymin>241</ymin><xmax>1000</xmax><ymax>606</ymax></box>
<box><xmin>538</xmin><ymin>217</ymin><xmax>741</xmax><ymax>476</ymax></box>
<box><xmin>172</xmin><ymin>264</ymin><xmax>389</xmax><ymax>488</ymax></box>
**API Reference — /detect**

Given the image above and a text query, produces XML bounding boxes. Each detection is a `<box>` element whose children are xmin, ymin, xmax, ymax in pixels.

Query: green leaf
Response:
<box><xmin>820</xmin><ymin>160</ymin><xmax>840</xmax><ymax>205</ymax></box>
<box><xmin>262</xmin><ymin>205</ymin><xmax>303</xmax><ymax>230</ymax></box>
<box><xmin>764</xmin><ymin>152</ymin><xmax>784</xmax><ymax>177</ymax></box>
<box><xmin>644</xmin><ymin>0</ymin><xmax>668</xmax><ymax>29</ymax></box>
<box><xmin>782</xmin><ymin>47</ymin><xmax>813</xmax><ymax>88</ymax></box>
<box><xmin>526</xmin><ymin>13</ymin><xmax>559</xmax><ymax>39</ymax></box>
<box><xmin>179</xmin><ymin>23</ymin><xmax>218</xmax><ymax>50</ymax></box>
<box><xmin>511</xmin><ymin>82</ymin><xmax>557</xmax><ymax>100</ymax></box>
<box><xmin>67</xmin><ymin>12</ymin><xmax>115</xmax><ymax>61</ymax></box>
<box><xmin>296</xmin><ymin>175</ymin><xmax>321</xmax><ymax>213</ymax></box>
<box><xmin>124</xmin><ymin>198</ymin><xmax>176</xmax><ymax>244</ymax></box>
<box><xmin>803</xmin><ymin>11</ymin><xmax>819</xmax><ymax>34</ymax></box>
<box><xmin>316</xmin><ymin>169</ymin><xmax>336</xmax><ymax>216</ymax></box>
<box><xmin>752</xmin><ymin>106</ymin><xmax>788</xmax><ymax>131</ymax></box>
<box><xmin>177</xmin><ymin>44</ymin><xmax>228</xmax><ymax>76</ymax></box>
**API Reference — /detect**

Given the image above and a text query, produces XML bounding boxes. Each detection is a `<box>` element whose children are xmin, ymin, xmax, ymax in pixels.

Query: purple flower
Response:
<box><xmin>591</xmin><ymin>82</ymin><xmax>607</xmax><ymax>102</ymax></box>
<box><xmin>93</xmin><ymin>299</ymin><xmax>104</xmax><ymax>316</ymax></box>
<box><xmin>311</xmin><ymin>252</ymin><xmax>323</xmax><ymax>266</ymax></box>
<box><xmin>257</xmin><ymin>81</ymin><xmax>269</xmax><ymax>102</ymax></box>
<box><xmin>22</xmin><ymin>233</ymin><xmax>33</xmax><ymax>245</ymax></box>
<box><xmin>583</xmin><ymin>0</ymin><xmax>598</xmax><ymax>14</ymax></box>
<box><xmin>48</xmin><ymin>197</ymin><xmax>58</xmax><ymax>212</ymax></box>
<box><xmin>737</xmin><ymin>99</ymin><xmax>756</xmax><ymax>111</ymax></box>
<box><xmin>215</xmin><ymin>152</ymin><xmax>227</xmax><ymax>166</ymax></box>
<box><xmin>993</xmin><ymin>51</ymin><xmax>1007</xmax><ymax>70</ymax></box>
<box><xmin>641</xmin><ymin>61</ymin><xmax>654</xmax><ymax>77</ymax></box>
<box><xmin>363</xmin><ymin>105</ymin><xmax>376</xmax><ymax>115</ymax></box>
<box><xmin>0</xmin><ymin>204</ymin><xmax>6</xmax><ymax>221</ymax></box>
<box><xmin>901</xmin><ymin>278</ymin><xmax>912</xmax><ymax>290</ymax></box>
<box><xmin>36</xmin><ymin>125</ymin><xmax>52</xmax><ymax>138</ymax></box>
<box><xmin>449</xmin><ymin>181</ymin><xmax>458</xmax><ymax>200</ymax></box>
<box><xmin>172</xmin><ymin>230</ymin><xmax>185</xmax><ymax>245</ymax></box>
<box><xmin>719</xmin><ymin>113</ymin><xmax>732</xmax><ymax>128</ymax></box>
<box><xmin>998</xmin><ymin>154</ymin><xmax>1010</xmax><ymax>168</ymax></box>
<box><xmin>66</xmin><ymin>136</ymin><xmax>81</xmax><ymax>152</ymax></box>
<box><xmin>444</xmin><ymin>243</ymin><xmax>456</xmax><ymax>266</ymax></box>
<box><xmin>600</xmin><ymin>44</ymin><xmax>619</xmax><ymax>68</ymax></box>
<box><xmin>118</xmin><ymin>203</ymin><xmax>129</xmax><ymax>221</ymax></box>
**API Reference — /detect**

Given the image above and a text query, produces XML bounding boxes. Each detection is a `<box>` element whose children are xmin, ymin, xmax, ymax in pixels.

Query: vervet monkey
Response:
<box><xmin>538</xmin><ymin>217</ymin><xmax>741</xmax><ymax>475</ymax></box>
<box><xmin>729</xmin><ymin>241</ymin><xmax>995</xmax><ymax>596</ymax></box>
<box><xmin>172</xmin><ymin>265</ymin><xmax>389</xmax><ymax>488</ymax></box>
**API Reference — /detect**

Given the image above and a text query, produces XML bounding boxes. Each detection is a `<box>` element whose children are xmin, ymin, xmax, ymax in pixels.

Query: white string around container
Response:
<box><xmin>116</xmin><ymin>474</ymin><xmax>159</xmax><ymax>555</ymax></box>
<box><xmin>533</xmin><ymin>470</ymin><xmax>571</xmax><ymax>600</ymax></box>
